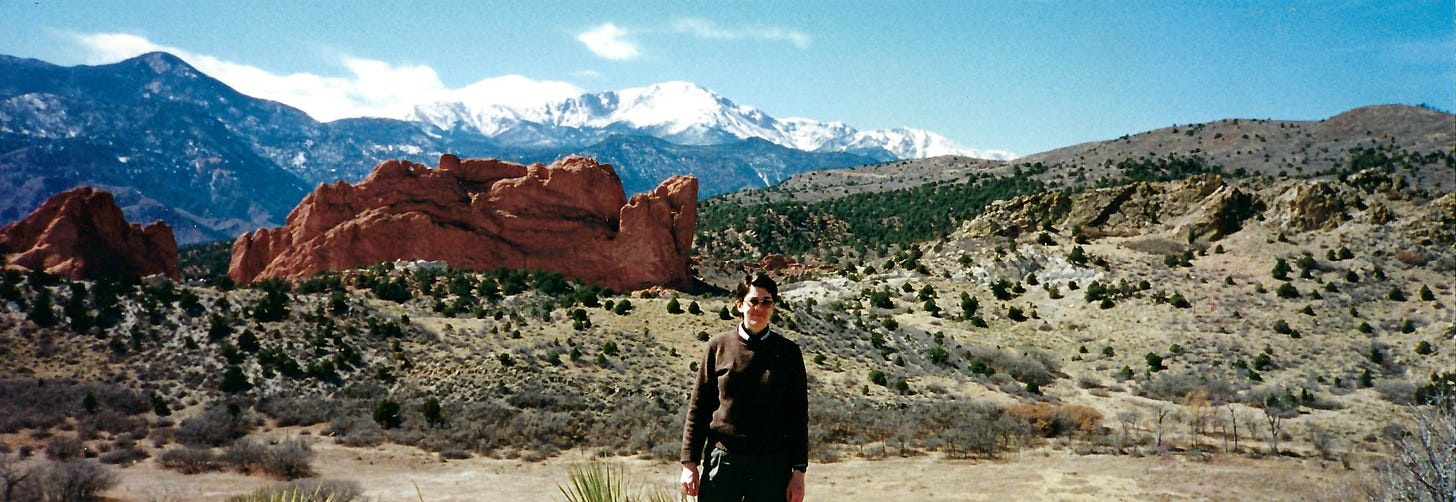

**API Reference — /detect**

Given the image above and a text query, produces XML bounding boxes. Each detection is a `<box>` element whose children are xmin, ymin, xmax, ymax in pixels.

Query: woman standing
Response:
<box><xmin>681</xmin><ymin>272</ymin><xmax>808</xmax><ymax>502</ymax></box>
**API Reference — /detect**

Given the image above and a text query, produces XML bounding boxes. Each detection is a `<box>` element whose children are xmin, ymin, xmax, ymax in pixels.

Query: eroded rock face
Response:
<box><xmin>1273</xmin><ymin>181</ymin><xmax>1363</xmax><ymax>231</ymax></box>
<box><xmin>959</xmin><ymin>175</ymin><xmax>1262</xmax><ymax>243</ymax></box>
<box><xmin>0</xmin><ymin>187</ymin><xmax>179</xmax><ymax>280</ymax></box>
<box><xmin>229</xmin><ymin>155</ymin><xmax>697</xmax><ymax>291</ymax></box>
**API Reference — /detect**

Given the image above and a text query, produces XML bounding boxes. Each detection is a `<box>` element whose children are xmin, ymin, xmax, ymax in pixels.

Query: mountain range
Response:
<box><xmin>406</xmin><ymin>80</ymin><xmax>1006</xmax><ymax>160</ymax></box>
<box><xmin>0</xmin><ymin>52</ymin><xmax>1003</xmax><ymax>244</ymax></box>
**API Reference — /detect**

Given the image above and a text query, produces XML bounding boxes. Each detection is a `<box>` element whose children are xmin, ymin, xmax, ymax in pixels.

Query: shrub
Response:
<box><xmin>1006</xmin><ymin>403</ymin><xmax>1102</xmax><ymax>437</ymax></box>
<box><xmin>175</xmin><ymin>404</ymin><xmax>254</xmax><ymax>448</ymax></box>
<box><xmin>868</xmin><ymin>370</ymin><xmax>888</xmax><ymax>387</ymax></box>
<box><xmin>372</xmin><ymin>400</ymin><xmax>402</xmax><ymax>430</ymax></box>
<box><xmin>324</xmin><ymin>414</ymin><xmax>385</xmax><ymax>447</ymax></box>
<box><xmin>227</xmin><ymin>479</ymin><xmax>363</xmax><ymax>502</ymax></box>
<box><xmin>925</xmin><ymin>346</ymin><xmax>950</xmax><ymax>366</ymax></box>
<box><xmin>158</xmin><ymin>446</ymin><xmax>220</xmax><ymax>474</ymax></box>
<box><xmin>893</xmin><ymin>378</ymin><xmax>910</xmax><ymax>394</ymax></box>
<box><xmin>219</xmin><ymin>366</ymin><xmax>252</xmax><ymax>394</ymax></box>
<box><xmin>1416</xmin><ymin>341</ymin><xmax>1434</xmax><ymax>355</ymax></box>
<box><xmin>1145</xmin><ymin>352</ymin><xmax>1165</xmax><ymax>373</ymax></box>
<box><xmin>17</xmin><ymin>460</ymin><xmax>117</xmax><ymax>502</ymax></box>
<box><xmin>254</xmin><ymin>395</ymin><xmax>336</xmax><ymax>427</ymax></box>
<box><xmin>1389</xmin><ymin>286</ymin><xmax>1406</xmax><ymax>302</ymax></box>
<box><xmin>1271</xmin><ymin>258</ymin><xmax>1291</xmax><ymax>280</ymax></box>
<box><xmin>98</xmin><ymin>446</ymin><xmax>148</xmax><ymax>465</ymax></box>
<box><xmin>557</xmin><ymin>459</ymin><xmax>672</xmax><ymax>502</ymax></box>
<box><xmin>964</xmin><ymin>347</ymin><xmax>1060</xmax><ymax>385</ymax></box>
<box><xmin>1141</xmin><ymin>369</ymin><xmax>1235</xmax><ymax>402</ymax></box>
<box><xmin>1419</xmin><ymin>285</ymin><xmax>1435</xmax><ymax>301</ymax></box>
<box><xmin>1275</xmin><ymin>282</ymin><xmax>1300</xmax><ymax>299</ymax></box>
<box><xmin>1169</xmin><ymin>292</ymin><xmax>1191</xmax><ymax>308</ymax></box>
<box><xmin>45</xmin><ymin>435</ymin><xmax>84</xmax><ymax>461</ymax></box>
<box><xmin>421</xmin><ymin>398</ymin><xmax>445</xmax><ymax>427</ymax></box>
<box><xmin>223</xmin><ymin>437</ymin><xmax>314</xmax><ymax>479</ymax></box>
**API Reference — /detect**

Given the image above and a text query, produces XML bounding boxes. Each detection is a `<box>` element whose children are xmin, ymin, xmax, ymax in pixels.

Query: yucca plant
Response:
<box><xmin>227</xmin><ymin>479</ymin><xmax>361</xmax><ymax>502</ymax></box>
<box><xmin>557</xmin><ymin>460</ymin><xmax>680</xmax><ymax>502</ymax></box>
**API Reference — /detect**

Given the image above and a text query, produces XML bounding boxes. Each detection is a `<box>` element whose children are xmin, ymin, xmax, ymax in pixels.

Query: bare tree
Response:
<box><xmin>0</xmin><ymin>454</ymin><xmax>31</xmax><ymax>502</ymax></box>
<box><xmin>1263</xmin><ymin>403</ymin><xmax>1298</xmax><ymax>455</ymax></box>
<box><xmin>1116</xmin><ymin>410</ymin><xmax>1140</xmax><ymax>454</ymax></box>
<box><xmin>1369</xmin><ymin>398</ymin><xmax>1455</xmax><ymax>502</ymax></box>
<box><xmin>1225</xmin><ymin>404</ymin><xmax>1240</xmax><ymax>453</ymax></box>
<box><xmin>1154</xmin><ymin>404</ymin><xmax>1176</xmax><ymax>449</ymax></box>
<box><xmin>1182</xmin><ymin>390</ymin><xmax>1211</xmax><ymax>451</ymax></box>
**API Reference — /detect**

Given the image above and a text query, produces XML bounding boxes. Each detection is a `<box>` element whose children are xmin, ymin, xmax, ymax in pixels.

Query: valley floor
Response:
<box><xmin>107</xmin><ymin>438</ymin><xmax>1370</xmax><ymax>501</ymax></box>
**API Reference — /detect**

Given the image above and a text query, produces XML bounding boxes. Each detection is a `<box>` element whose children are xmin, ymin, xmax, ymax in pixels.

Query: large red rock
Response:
<box><xmin>229</xmin><ymin>155</ymin><xmax>698</xmax><ymax>291</ymax></box>
<box><xmin>0</xmin><ymin>187</ymin><xmax>179</xmax><ymax>280</ymax></box>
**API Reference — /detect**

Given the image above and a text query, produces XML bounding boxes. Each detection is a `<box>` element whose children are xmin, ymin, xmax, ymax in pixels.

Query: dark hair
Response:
<box><xmin>734</xmin><ymin>272</ymin><xmax>778</xmax><ymax>302</ymax></box>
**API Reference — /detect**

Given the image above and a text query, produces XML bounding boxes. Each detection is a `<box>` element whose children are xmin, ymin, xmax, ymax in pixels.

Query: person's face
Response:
<box><xmin>736</xmin><ymin>285</ymin><xmax>776</xmax><ymax>333</ymax></box>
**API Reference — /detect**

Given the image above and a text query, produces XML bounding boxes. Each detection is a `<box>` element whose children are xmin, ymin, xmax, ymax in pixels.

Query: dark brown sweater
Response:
<box><xmin>681</xmin><ymin>327</ymin><xmax>809</xmax><ymax>468</ymax></box>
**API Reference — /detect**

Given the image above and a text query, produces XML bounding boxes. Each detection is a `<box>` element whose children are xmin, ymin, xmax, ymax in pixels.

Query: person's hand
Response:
<box><xmin>680</xmin><ymin>463</ymin><xmax>700</xmax><ymax>496</ymax></box>
<box><xmin>787</xmin><ymin>469</ymin><xmax>805</xmax><ymax>502</ymax></box>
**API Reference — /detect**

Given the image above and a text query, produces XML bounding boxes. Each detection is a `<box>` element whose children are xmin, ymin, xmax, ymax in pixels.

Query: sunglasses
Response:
<box><xmin>745</xmin><ymin>297</ymin><xmax>776</xmax><ymax>307</ymax></box>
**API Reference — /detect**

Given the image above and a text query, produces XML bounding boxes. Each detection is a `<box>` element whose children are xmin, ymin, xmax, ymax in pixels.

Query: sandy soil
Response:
<box><xmin>109</xmin><ymin>439</ymin><xmax>1369</xmax><ymax>501</ymax></box>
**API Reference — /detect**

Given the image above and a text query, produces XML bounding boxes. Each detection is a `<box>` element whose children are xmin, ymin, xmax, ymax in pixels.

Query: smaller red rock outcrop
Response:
<box><xmin>229</xmin><ymin>155</ymin><xmax>697</xmax><ymax>291</ymax></box>
<box><xmin>0</xmin><ymin>187</ymin><xmax>180</xmax><ymax>280</ymax></box>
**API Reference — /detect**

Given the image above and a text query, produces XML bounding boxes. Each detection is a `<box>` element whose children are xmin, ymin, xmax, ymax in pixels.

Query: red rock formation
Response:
<box><xmin>0</xmin><ymin>187</ymin><xmax>179</xmax><ymax>280</ymax></box>
<box><xmin>229</xmin><ymin>155</ymin><xmax>697</xmax><ymax>291</ymax></box>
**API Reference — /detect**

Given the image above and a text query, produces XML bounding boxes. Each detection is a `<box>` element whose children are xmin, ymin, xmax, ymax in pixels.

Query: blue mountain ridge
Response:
<box><xmin>0</xmin><ymin>52</ymin><xmax>884</xmax><ymax>244</ymax></box>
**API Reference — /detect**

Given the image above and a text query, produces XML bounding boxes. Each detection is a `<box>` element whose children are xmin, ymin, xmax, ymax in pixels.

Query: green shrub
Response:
<box><xmin>220</xmin><ymin>366</ymin><xmax>252</xmax><ymax>394</ymax></box>
<box><xmin>557</xmin><ymin>460</ymin><xmax>674</xmax><ymax>502</ymax></box>
<box><xmin>1169</xmin><ymin>293</ymin><xmax>1191</xmax><ymax>308</ymax></box>
<box><xmin>1271</xmin><ymin>258</ymin><xmax>1291</xmax><ymax>280</ymax></box>
<box><xmin>1415</xmin><ymin>341</ymin><xmax>1434</xmax><ymax>355</ymax></box>
<box><xmin>1145</xmin><ymin>353</ymin><xmax>1165</xmax><ymax>373</ymax></box>
<box><xmin>372</xmin><ymin>400</ymin><xmax>401</xmax><ymax>430</ymax></box>
<box><xmin>421</xmin><ymin>398</ymin><xmax>445</xmax><ymax>427</ymax></box>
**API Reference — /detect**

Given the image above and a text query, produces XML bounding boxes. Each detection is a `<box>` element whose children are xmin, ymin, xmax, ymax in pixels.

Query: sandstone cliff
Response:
<box><xmin>229</xmin><ymin>155</ymin><xmax>697</xmax><ymax>291</ymax></box>
<box><xmin>0</xmin><ymin>187</ymin><xmax>179</xmax><ymax>280</ymax></box>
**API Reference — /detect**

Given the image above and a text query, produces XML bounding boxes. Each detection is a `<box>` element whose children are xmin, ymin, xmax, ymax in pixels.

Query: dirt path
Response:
<box><xmin>110</xmin><ymin>441</ymin><xmax>1368</xmax><ymax>501</ymax></box>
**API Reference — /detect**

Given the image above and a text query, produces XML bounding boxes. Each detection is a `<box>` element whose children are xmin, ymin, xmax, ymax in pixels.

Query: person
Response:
<box><xmin>680</xmin><ymin>272</ymin><xmax>808</xmax><ymax>502</ymax></box>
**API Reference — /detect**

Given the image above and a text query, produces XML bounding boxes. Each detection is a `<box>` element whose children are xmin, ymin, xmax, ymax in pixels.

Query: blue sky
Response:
<box><xmin>2</xmin><ymin>0</ymin><xmax>1451</xmax><ymax>156</ymax></box>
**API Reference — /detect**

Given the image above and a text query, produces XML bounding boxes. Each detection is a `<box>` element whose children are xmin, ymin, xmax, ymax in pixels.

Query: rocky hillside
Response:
<box><xmin>0</xmin><ymin>169</ymin><xmax>1450</xmax><ymax>491</ymax></box>
<box><xmin>1019</xmin><ymin>105</ymin><xmax>1454</xmax><ymax>193</ymax></box>
<box><xmin>726</xmin><ymin>105</ymin><xmax>1452</xmax><ymax>207</ymax></box>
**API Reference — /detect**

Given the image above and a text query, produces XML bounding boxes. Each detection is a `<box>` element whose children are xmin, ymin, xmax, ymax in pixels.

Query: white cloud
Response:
<box><xmin>576</xmin><ymin>23</ymin><xmax>642</xmax><ymax>61</ymax></box>
<box><xmin>672</xmin><ymin>18</ymin><xmax>810</xmax><ymax>49</ymax></box>
<box><xmin>66</xmin><ymin>32</ymin><xmax>583</xmax><ymax>121</ymax></box>
<box><xmin>447</xmin><ymin>75</ymin><xmax>585</xmax><ymax>108</ymax></box>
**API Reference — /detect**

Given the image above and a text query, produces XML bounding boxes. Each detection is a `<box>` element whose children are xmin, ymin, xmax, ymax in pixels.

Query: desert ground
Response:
<box><xmin>102</xmin><ymin>433</ymin><xmax>1368</xmax><ymax>502</ymax></box>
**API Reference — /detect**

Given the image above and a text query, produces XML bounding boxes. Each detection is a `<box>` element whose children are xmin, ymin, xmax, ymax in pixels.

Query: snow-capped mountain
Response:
<box><xmin>407</xmin><ymin>81</ymin><xmax>1015</xmax><ymax>161</ymax></box>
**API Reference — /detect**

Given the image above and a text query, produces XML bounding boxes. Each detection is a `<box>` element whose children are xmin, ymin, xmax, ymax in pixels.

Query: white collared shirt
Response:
<box><xmin>737</xmin><ymin>323</ymin><xmax>772</xmax><ymax>342</ymax></box>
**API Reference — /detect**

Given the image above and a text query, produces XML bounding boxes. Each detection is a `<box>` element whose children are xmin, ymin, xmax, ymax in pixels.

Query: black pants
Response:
<box><xmin>698</xmin><ymin>447</ymin><xmax>791</xmax><ymax>502</ymax></box>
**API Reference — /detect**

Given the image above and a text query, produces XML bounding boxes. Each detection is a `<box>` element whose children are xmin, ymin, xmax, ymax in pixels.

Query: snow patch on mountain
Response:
<box><xmin>405</xmin><ymin>82</ymin><xmax>1016</xmax><ymax>160</ymax></box>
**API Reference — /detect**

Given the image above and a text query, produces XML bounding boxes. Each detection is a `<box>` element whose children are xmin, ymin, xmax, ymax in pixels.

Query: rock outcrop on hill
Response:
<box><xmin>960</xmin><ymin>174</ymin><xmax>1274</xmax><ymax>242</ymax></box>
<box><xmin>0</xmin><ymin>187</ymin><xmax>179</xmax><ymax>280</ymax></box>
<box><xmin>229</xmin><ymin>155</ymin><xmax>697</xmax><ymax>291</ymax></box>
